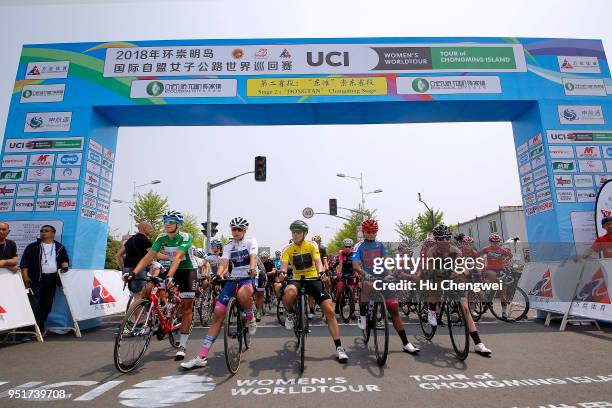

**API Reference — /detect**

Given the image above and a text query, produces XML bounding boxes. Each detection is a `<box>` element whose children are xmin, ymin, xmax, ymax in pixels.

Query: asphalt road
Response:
<box><xmin>1</xmin><ymin>310</ymin><xmax>612</xmax><ymax>408</ymax></box>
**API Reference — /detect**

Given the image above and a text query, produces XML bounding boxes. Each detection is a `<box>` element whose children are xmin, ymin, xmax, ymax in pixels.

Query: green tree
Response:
<box><xmin>414</xmin><ymin>209</ymin><xmax>444</xmax><ymax>238</ymax></box>
<box><xmin>132</xmin><ymin>191</ymin><xmax>169</xmax><ymax>238</ymax></box>
<box><xmin>181</xmin><ymin>213</ymin><xmax>205</xmax><ymax>249</ymax></box>
<box><xmin>395</xmin><ymin>219</ymin><xmax>421</xmax><ymax>247</ymax></box>
<box><xmin>327</xmin><ymin>210</ymin><xmax>373</xmax><ymax>253</ymax></box>
<box><xmin>105</xmin><ymin>234</ymin><xmax>122</xmax><ymax>269</ymax></box>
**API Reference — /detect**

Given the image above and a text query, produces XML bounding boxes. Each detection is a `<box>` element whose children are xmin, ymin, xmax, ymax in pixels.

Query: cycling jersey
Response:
<box><xmin>481</xmin><ymin>245</ymin><xmax>511</xmax><ymax>270</ymax></box>
<box><xmin>353</xmin><ymin>239</ymin><xmax>388</xmax><ymax>275</ymax></box>
<box><xmin>337</xmin><ymin>250</ymin><xmax>354</xmax><ymax>278</ymax></box>
<box><xmin>282</xmin><ymin>240</ymin><xmax>320</xmax><ymax>279</ymax></box>
<box><xmin>222</xmin><ymin>237</ymin><xmax>258</xmax><ymax>278</ymax></box>
<box><xmin>205</xmin><ymin>254</ymin><xmax>221</xmax><ymax>275</ymax></box>
<box><xmin>151</xmin><ymin>231</ymin><xmax>196</xmax><ymax>269</ymax></box>
<box><xmin>273</xmin><ymin>258</ymin><xmax>282</xmax><ymax>271</ymax></box>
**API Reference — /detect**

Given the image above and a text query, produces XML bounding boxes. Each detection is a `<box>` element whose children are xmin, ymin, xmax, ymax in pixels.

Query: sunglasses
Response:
<box><xmin>231</xmin><ymin>227</ymin><xmax>244</xmax><ymax>232</ymax></box>
<box><xmin>40</xmin><ymin>229</ymin><xmax>53</xmax><ymax>233</ymax></box>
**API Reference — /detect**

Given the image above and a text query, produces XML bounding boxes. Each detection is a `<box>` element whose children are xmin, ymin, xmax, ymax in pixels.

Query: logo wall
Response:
<box><xmin>90</xmin><ymin>277</ymin><xmax>116</xmax><ymax>305</ymax></box>
<box><xmin>529</xmin><ymin>270</ymin><xmax>553</xmax><ymax>298</ymax></box>
<box><xmin>576</xmin><ymin>268</ymin><xmax>611</xmax><ymax>304</ymax></box>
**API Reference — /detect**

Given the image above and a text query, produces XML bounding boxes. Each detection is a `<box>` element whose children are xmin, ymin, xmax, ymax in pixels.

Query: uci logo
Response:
<box><xmin>306</xmin><ymin>51</ymin><xmax>349</xmax><ymax>67</ymax></box>
<box><xmin>549</xmin><ymin>133</ymin><xmax>567</xmax><ymax>141</ymax></box>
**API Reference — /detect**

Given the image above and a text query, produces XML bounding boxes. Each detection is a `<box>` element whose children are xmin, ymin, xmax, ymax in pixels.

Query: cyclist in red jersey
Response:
<box><xmin>480</xmin><ymin>233</ymin><xmax>512</xmax><ymax>319</ymax></box>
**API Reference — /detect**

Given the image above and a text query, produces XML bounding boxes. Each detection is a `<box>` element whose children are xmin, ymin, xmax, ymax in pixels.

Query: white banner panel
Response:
<box><xmin>518</xmin><ymin>261</ymin><xmax>580</xmax><ymax>314</ymax></box>
<box><xmin>60</xmin><ymin>269</ymin><xmax>130</xmax><ymax>322</ymax></box>
<box><xmin>0</xmin><ymin>268</ymin><xmax>37</xmax><ymax>332</ymax></box>
<box><xmin>569</xmin><ymin>259</ymin><xmax>612</xmax><ymax>322</ymax></box>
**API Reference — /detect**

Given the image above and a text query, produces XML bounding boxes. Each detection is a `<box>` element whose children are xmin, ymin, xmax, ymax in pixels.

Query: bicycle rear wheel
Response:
<box><xmin>277</xmin><ymin>300</ymin><xmax>286</xmax><ymax>326</ymax></box>
<box><xmin>340</xmin><ymin>287</ymin><xmax>352</xmax><ymax>323</ymax></box>
<box><xmin>167</xmin><ymin>300</ymin><xmax>183</xmax><ymax>349</ymax></box>
<box><xmin>372</xmin><ymin>299</ymin><xmax>389</xmax><ymax>367</ymax></box>
<box><xmin>446</xmin><ymin>298</ymin><xmax>469</xmax><ymax>361</ymax></box>
<box><xmin>224</xmin><ymin>297</ymin><xmax>242</xmax><ymax>374</ymax></box>
<box><xmin>467</xmin><ymin>290</ymin><xmax>487</xmax><ymax>322</ymax></box>
<box><xmin>298</xmin><ymin>294</ymin><xmax>308</xmax><ymax>373</ymax></box>
<box><xmin>114</xmin><ymin>299</ymin><xmax>153</xmax><ymax>373</ymax></box>
<box><xmin>490</xmin><ymin>285</ymin><xmax>529</xmax><ymax>322</ymax></box>
<box><xmin>418</xmin><ymin>292</ymin><xmax>436</xmax><ymax>340</ymax></box>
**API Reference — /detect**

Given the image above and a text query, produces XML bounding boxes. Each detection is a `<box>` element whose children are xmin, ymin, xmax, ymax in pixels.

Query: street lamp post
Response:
<box><xmin>418</xmin><ymin>192</ymin><xmax>435</xmax><ymax>234</ymax></box>
<box><xmin>114</xmin><ymin>179</ymin><xmax>161</xmax><ymax>234</ymax></box>
<box><xmin>336</xmin><ymin>173</ymin><xmax>382</xmax><ymax>210</ymax></box>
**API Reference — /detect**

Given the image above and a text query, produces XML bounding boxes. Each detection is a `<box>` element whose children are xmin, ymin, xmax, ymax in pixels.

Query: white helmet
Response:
<box><xmin>230</xmin><ymin>217</ymin><xmax>249</xmax><ymax>231</ymax></box>
<box><xmin>342</xmin><ymin>238</ymin><xmax>354</xmax><ymax>247</ymax></box>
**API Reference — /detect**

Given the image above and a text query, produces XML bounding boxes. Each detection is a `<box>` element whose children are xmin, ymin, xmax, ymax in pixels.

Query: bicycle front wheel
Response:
<box><xmin>446</xmin><ymin>298</ymin><xmax>469</xmax><ymax>361</ymax></box>
<box><xmin>224</xmin><ymin>297</ymin><xmax>242</xmax><ymax>375</ymax></box>
<box><xmin>418</xmin><ymin>292</ymin><xmax>436</xmax><ymax>340</ymax></box>
<box><xmin>340</xmin><ymin>287</ymin><xmax>352</xmax><ymax>323</ymax></box>
<box><xmin>298</xmin><ymin>294</ymin><xmax>308</xmax><ymax>373</ymax></box>
<box><xmin>114</xmin><ymin>299</ymin><xmax>153</xmax><ymax>373</ymax></box>
<box><xmin>372</xmin><ymin>299</ymin><xmax>389</xmax><ymax>367</ymax></box>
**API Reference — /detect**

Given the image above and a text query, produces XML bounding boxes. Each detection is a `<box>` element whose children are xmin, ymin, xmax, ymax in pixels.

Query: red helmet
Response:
<box><xmin>361</xmin><ymin>219</ymin><xmax>379</xmax><ymax>234</ymax></box>
<box><xmin>489</xmin><ymin>233</ymin><xmax>502</xmax><ymax>243</ymax></box>
<box><xmin>423</xmin><ymin>236</ymin><xmax>435</xmax><ymax>246</ymax></box>
<box><xmin>464</xmin><ymin>236</ymin><xmax>474</xmax><ymax>244</ymax></box>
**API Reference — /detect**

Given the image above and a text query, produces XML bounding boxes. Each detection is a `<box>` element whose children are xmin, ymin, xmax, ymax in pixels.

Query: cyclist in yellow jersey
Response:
<box><xmin>278</xmin><ymin>220</ymin><xmax>348</xmax><ymax>363</ymax></box>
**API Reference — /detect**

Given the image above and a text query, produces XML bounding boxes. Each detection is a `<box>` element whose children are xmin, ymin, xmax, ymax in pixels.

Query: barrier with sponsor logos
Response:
<box><xmin>58</xmin><ymin>269</ymin><xmax>130</xmax><ymax>337</ymax></box>
<box><xmin>518</xmin><ymin>261</ymin><xmax>581</xmax><ymax>315</ymax></box>
<box><xmin>0</xmin><ymin>268</ymin><xmax>43</xmax><ymax>342</ymax></box>
<box><xmin>567</xmin><ymin>259</ymin><xmax>612</xmax><ymax>326</ymax></box>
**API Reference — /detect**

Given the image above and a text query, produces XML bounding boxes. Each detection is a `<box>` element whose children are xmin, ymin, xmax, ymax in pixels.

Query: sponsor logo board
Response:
<box><xmin>59</xmin><ymin>182</ymin><xmax>79</xmax><ymax>196</ymax></box>
<box><xmin>536</xmin><ymin>188</ymin><xmax>551</xmax><ymax>202</ymax></box>
<box><xmin>26</xmin><ymin>167</ymin><xmax>52</xmax><ymax>181</ymax></box>
<box><xmin>552</xmin><ymin>160</ymin><xmax>577</xmax><ymax>172</ymax></box>
<box><xmin>89</xmin><ymin>140</ymin><xmax>103</xmax><ymax>154</ymax></box>
<box><xmin>578</xmin><ymin>160</ymin><xmax>604</xmax><ymax>173</ymax></box>
<box><xmin>84</xmin><ymin>183</ymin><xmax>98</xmax><ymax>197</ymax></box>
<box><xmin>0</xmin><ymin>199</ymin><xmax>14</xmax><ymax>212</ymax></box>
<box><xmin>57</xmin><ymin>197</ymin><xmax>77</xmax><ymax>211</ymax></box>
<box><xmin>24</xmin><ymin>112</ymin><xmax>72</xmax><ymax>132</ymax></box>
<box><xmin>4</xmin><ymin>137</ymin><xmax>83</xmax><ymax>153</ymax></box>
<box><xmin>82</xmin><ymin>195</ymin><xmax>97</xmax><ymax>208</ymax></box>
<box><xmin>576</xmin><ymin>189</ymin><xmax>597</xmax><ymax>203</ymax></box>
<box><xmin>519</xmin><ymin>162</ymin><xmax>531</xmax><ymax>175</ymax></box>
<box><xmin>556</xmin><ymin>189</ymin><xmax>576</xmax><ymax>203</ymax></box>
<box><xmin>54</xmin><ymin>167</ymin><xmax>81</xmax><ymax>181</ymax></box>
<box><xmin>25</xmin><ymin>61</ymin><xmax>69</xmax><ymax>79</ymax></box>
<box><xmin>0</xmin><ymin>169</ymin><xmax>25</xmax><ymax>182</ymax></box>
<box><xmin>531</xmin><ymin>155</ymin><xmax>546</xmax><ymax>170</ymax></box>
<box><xmin>524</xmin><ymin>193</ymin><xmax>536</xmax><ymax>206</ymax></box>
<box><xmin>56</xmin><ymin>153</ymin><xmax>82</xmax><ymax>166</ymax></box>
<box><xmin>528</xmin><ymin>133</ymin><xmax>542</xmax><ymax>148</ymax></box>
<box><xmin>573</xmin><ymin>174</ymin><xmax>594</xmax><ymax>187</ymax></box>
<box><xmin>37</xmin><ymin>182</ymin><xmax>58</xmax><ymax>196</ymax></box>
<box><xmin>1</xmin><ymin>155</ymin><xmax>28</xmax><ymax>168</ymax></box>
<box><xmin>554</xmin><ymin>175</ymin><xmax>573</xmax><ymax>187</ymax></box>
<box><xmin>547</xmin><ymin>130</ymin><xmax>612</xmax><ymax>144</ymax></box>
<box><xmin>17</xmin><ymin>183</ymin><xmax>36</xmax><ymax>196</ymax></box>
<box><xmin>20</xmin><ymin>84</ymin><xmax>65</xmax><ymax>103</ymax></box>
<box><xmin>131</xmin><ymin>79</ymin><xmax>238</xmax><ymax>98</ymax></box>
<box><xmin>397</xmin><ymin>76</ymin><xmax>502</xmax><ymax>94</ymax></box>
<box><xmin>562</xmin><ymin>78</ymin><xmax>607</xmax><ymax>96</ymax></box>
<box><xmin>81</xmin><ymin>207</ymin><xmax>96</xmax><ymax>220</ymax></box>
<box><xmin>14</xmin><ymin>198</ymin><xmax>34</xmax><ymax>211</ymax></box>
<box><xmin>86</xmin><ymin>172</ymin><xmax>100</xmax><ymax>185</ymax></box>
<box><xmin>35</xmin><ymin>198</ymin><xmax>56</xmax><ymax>211</ymax></box>
<box><xmin>521</xmin><ymin>173</ymin><xmax>533</xmax><ymax>186</ymax></box>
<box><xmin>533</xmin><ymin>166</ymin><xmax>548</xmax><ymax>180</ymax></box>
<box><xmin>576</xmin><ymin>146</ymin><xmax>601</xmax><ymax>159</ymax></box>
<box><xmin>548</xmin><ymin>145</ymin><xmax>574</xmax><ymax>159</ymax></box>
<box><xmin>558</xmin><ymin>56</ymin><xmax>601</xmax><ymax>73</ymax></box>
<box><xmin>516</xmin><ymin>142</ymin><xmax>528</xmax><ymax>155</ymax></box>
<box><xmin>534</xmin><ymin>177</ymin><xmax>550</xmax><ymax>191</ymax></box>
<box><xmin>522</xmin><ymin>183</ymin><xmax>535</xmax><ymax>195</ymax></box>
<box><xmin>28</xmin><ymin>153</ymin><xmax>55</xmax><ymax>167</ymax></box>
<box><xmin>87</xmin><ymin>161</ymin><xmax>101</xmax><ymax>175</ymax></box>
<box><xmin>558</xmin><ymin>105</ymin><xmax>605</xmax><ymax>125</ymax></box>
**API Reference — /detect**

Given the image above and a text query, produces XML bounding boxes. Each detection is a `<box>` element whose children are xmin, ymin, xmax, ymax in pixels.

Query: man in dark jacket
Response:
<box><xmin>20</xmin><ymin>224</ymin><xmax>69</xmax><ymax>331</ymax></box>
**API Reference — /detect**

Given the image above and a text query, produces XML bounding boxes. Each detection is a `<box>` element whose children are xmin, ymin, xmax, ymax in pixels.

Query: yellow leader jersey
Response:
<box><xmin>282</xmin><ymin>241</ymin><xmax>321</xmax><ymax>279</ymax></box>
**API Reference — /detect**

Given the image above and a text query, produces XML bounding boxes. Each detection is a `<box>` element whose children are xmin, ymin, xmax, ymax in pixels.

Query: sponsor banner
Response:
<box><xmin>574</xmin><ymin>174</ymin><xmax>594</xmax><ymax>188</ymax></box>
<box><xmin>86</xmin><ymin>160</ymin><xmax>101</xmax><ymax>175</ymax></box>
<box><xmin>578</xmin><ymin>159</ymin><xmax>604</xmax><ymax>173</ymax></box>
<box><xmin>86</xmin><ymin>172</ymin><xmax>100</xmax><ymax>186</ymax></box>
<box><xmin>56</xmin><ymin>197</ymin><xmax>77</xmax><ymax>211</ymax></box>
<box><xmin>20</xmin><ymin>84</ymin><xmax>65</xmax><ymax>103</ymax></box>
<box><xmin>534</xmin><ymin>177</ymin><xmax>550</xmax><ymax>191</ymax></box>
<box><xmin>56</xmin><ymin>152</ymin><xmax>82</xmax><ymax>166</ymax></box>
<box><xmin>519</xmin><ymin>162</ymin><xmax>531</xmax><ymax>175</ymax></box>
<box><xmin>99</xmin><ymin>178</ymin><xmax>112</xmax><ymax>191</ymax></box>
<box><xmin>558</xmin><ymin>56</ymin><xmax>601</xmax><ymax>74</ymax></box>
<box><xmin>576</xmin><ymin>146</ymin><xmax>601</xmax><ymax>159</ymax></box>
<box><xmin>249</xmin><ymin>76</ymin><xmax>388</xmax><ymax>97</ymax></box>
<box><xmin>596</xmin><ymin>180</ymin><xmax>612</xmax><ymax>237</ymax></box>
<box><xmin>16</xmin><ymin>184</ymin><xmax>36</xmax><ymax>197</ymax></box>
<box><xmin>100</xmin><ymin>168</ymin><xmax>112</xmax><ymax>181</ymax></box>
<box><xmin>0</xmin><ymin>184</ymin><xmax>16</xmax><ymax>197</ymax></box>
<box><xmin>89</xmin><ymin>139</ymin><xmax>103</xmax><ymax>154</ymax></box>
<box><xmin>538</xmin><ymin>200</ymin><xmax>554</xmax><ymax>214</ymax></box>
<box><xmin>1</xmin><ymin>155</ymin><xmax>28</xmax><ymax>168</ymax></box>
<box><xmin>0</xmin><ymin>199</ymin><xmax>14</xmax><ymax>212</ymax></box>
<box><xmin>54</xmin><ymin>167</ymin><xmax>81</xmax><ymax>181</ymax></box>
<box><xmin>569</xmin><ymin>260</ymin><xmax>612</xmax><ymax>323</ymax></box>
<box><xmin>552</xmin><ymin>160</ymin><xmax>577</xmax><ymax>173</ymax></box>
<box><xmin>28</xmin><ymin>153</ymin><xmax>55</xmax><ymax>167</ymax></box>
<box><xmin>531</xmin><ymin>155</ymin><xmax>546</xmax><ymax>170</ymax></box>
<box><xmin>82</xmin><ymin>195</ymin><xmax>97</xmax><ymax>208</ymax></box>
<box><xmin>26</xmin><ymin>168</ymin><xmax>52</xmax><ymax>181</ymax></box>
<box><xmin>97</xmin><ymin>189</ymin><xmax>111</xmax><ymax>202</ymax></box>
<box><xmin>558</xmin><ymin>105</ymin><xmax>605</xmax><ymax>125</ymax></box>
<box><xmin>571</xmin><ymin>211</ymin><xmax>597</xmax><ymax>257</ymax></box>
<box><xmin>554</xmin><ymin>174</ymin><xmax>573</xmax><ymax>188</ymax></box>
<box><xmin>14</xmin><ymin>198</ymin><xmax>34</xmax><ymax>212</ymax></box>
<box><xmin>59</xmin><ymin>269</ymin><xmax>129</xmax><ymax>322</ymax></box>
<box><xmin>97</xmin><ymin>201</ymin><xmax>110</xmax><ymax>212</ymax></box>
<box><xmin>25</xmin><ymin>61</ymin><xmax>69</xmax><ymax>79</ymax></box>
<box><xmin>520</xmin><ymin>172</ymin><xmax>533</xmax><ymax>186</ymax></box>
<box><xmin>24</xmin><ymin>112</ymin><xmax>72</xmax><ymax>133</ymax></box>
<box><xmin>103</xmin><ymin>147</ymin><xmax>114</xmax><ymax>162</ymax></box>
<box><xmin>549</xmin><ymin>145</ymin><xmax>574</xmax><ymax>159</ymax></box>
<box><xmin>517</xmin><ymin>152</ymin><xmax>529</xmax><ymax>165</ymax></box>
<box><xmin>525</xmin><ymin>205</ymin><xmax>537</xmax><ymax>217</ymax></box>
<box><xmin>533</xmin><ymin>166</ymin><xmax>548</xmax><ymax>180</ymax></box>
<box><xmin>606</xmin><ymin>160</ymin><xmax>612</xmax><ymax>172</ymax></box>
<box><xmin>35</xmin><ymin>198</ymin><xmax>56</xmax><ymax>212</ymax></box>
<box><xmin>132</xmin><ymin>79</ymin><xmax>238</xmax><ymax>98</ymax></box>
<box><xmin>518</xmin><ymin>262</ymin><xmax>580</xmax><ymax>314</ymax></box>
<box><xmin>516</xmin><ymin>142</ymin><xmax>528</xmax><ymax>156</ymax></box>
<box><xmin>96</xmin><ymin>212</ymin><xmax>109</xmax><ymax>223</ymax></box>
<box><xmin>556</xmin><ymin>189</ymin><xmax>576</xmax><ymax>203</ymax></box>
<box><xmin>528</xmin><ymin>133</ymin><xmax>543</xmax><ymax>148</ymax></box>
<box><xmin>536</xmin><ymin>188</ymin><xmax>552</xmax><ymax>202</ymax></box>
<box><xmin>0</xmin><ymin>169</ymin><xmax>25</xmax><ymax>182</ymax></box>
<box><xmin>562</xmin><ymin>78</ymin><xmax>607</xmax><ymax>96</ymax></box>
<box><xmin>595</xmin><ymin>174</ymin><xmax>612</xmax><ymax>187</ymax></box>
<box><xmin>59</xmin><ymin>182</ymin><xmax>79</xmax><ymax>196</ymax></box>
<box><xmin>101</xmin><ymin>158</ymin><xmax>113</xmax><ymax>171</ymax></box>
<box><xmin>522</xmin><ymin>183</ymin><xmax>535</xmax><ymax>195</ymax></box>
<box><xmin>81</xmin><ymin>207</ymin><xmax>96</xmax><ymax>220</ymax></box>
<box><xmin>604</xmin><ymin>147</ymin><xmax>612</xmax><ymax>159</ymax></box>
<box><xmin>37</xmin><ymin>182</ymin><xmax>58</xmax><ymax>196</ymax></box>
<box><xmin>103</xmin><ymin>43</ymin><xmax>526</xmax><ymax>77</ymax></box>
<box><xmin>529</xmin><ymin>144</ymin><xmax>544</xmax><ymax>159</ymax></box>
<box><xmin>524</xmin><ymin>193</ymin><xmax>536</xmax><ymax>206</ymax></box>
<box><xmin>88</xmin><ymin>151</ymin><xmax>101</xmax><ymax>164</ymax></box>
<box><xmin>577</xmin><ymin>189</ymin><xmax>597</xmax><ymax>203</ymax></box>
<box><xmin>396</xmin><ymin>76</ymin><xmax>501</xmax><ymax>95</ymax></box>
<box><xmin>547</xmin><ymin>130</ymin><xmax>612</xmax><ymax>144</ymax></box>
<box><xmin>84</xmin><ymin>183</ymin><xmax>99</xmax><ymax>197</ymax></box>
<box><xmin>0</xmin><ymin>269</ymin><xmax>38</xmax><ymax>333</ymax></box>
<box><xmin>4</xmin><ymin>137</ymin><xmax>83</xmax><ymax>153</ymax></box>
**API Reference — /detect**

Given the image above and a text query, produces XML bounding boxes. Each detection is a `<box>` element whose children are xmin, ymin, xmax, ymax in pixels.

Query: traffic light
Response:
<box><xmin>210</xmin><ymin>222</ymin><xmax>218</xmax><ymax>237</ymax></box>
<box><xmin>254</xmin><ymin>156</ymin><xmax>266</xmax><ymax>181</ymax></box>
<box><xmin>329</xmin><ymin>198</ymin><xmax>337</xmax><ymax>216</ymax></box>
<box><xmin>201</xmin><ymin>223</ymin><xmax>208</xmax><ymax>237</ymax></box>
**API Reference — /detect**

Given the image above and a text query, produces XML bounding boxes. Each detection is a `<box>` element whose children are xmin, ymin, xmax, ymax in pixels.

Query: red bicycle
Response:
<box><xmin>113</xmin><ymin>275</ymin><xmax>183</xmax><ymax>373</ymax></box>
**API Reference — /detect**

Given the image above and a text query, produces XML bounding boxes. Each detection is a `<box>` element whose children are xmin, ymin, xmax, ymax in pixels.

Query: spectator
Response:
<box><xmin>0</xmin><ymin>222</ymin><xmax>18</xmax><ymax>272</ymax></box>
<box><xmin>20</xmin><ymin>224</ymin><xmax>69</xmax><ymax>332</ymax></box>
<box><xmin>581</xmin><ymin>216</ymin><xmax>612</xmax><ymax>259</ymax></box>
<box><xmin>116</xmin><ymin>222</ymin><xmax>154</xmax><ymax>298</ymax></box>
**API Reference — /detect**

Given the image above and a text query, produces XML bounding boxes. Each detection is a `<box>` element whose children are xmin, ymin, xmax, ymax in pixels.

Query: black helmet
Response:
<box><xmin>432</xmin><ymin>224</ymin><xmax>451</xmax><ymax>241</ymax></box>
<box><xmin>454</xmin><ymin>233</ymin><xmax>465</xmax><ymax>242</ymax></box>
<box><xmin>602</xmin><ymin>216</ymin><xmax>612</xmax><ymax>227</ymax></box>
<box><xmin>290</xmin><ymin>220</ymin><xmax>309</xmax><ymax>233</ymax></box>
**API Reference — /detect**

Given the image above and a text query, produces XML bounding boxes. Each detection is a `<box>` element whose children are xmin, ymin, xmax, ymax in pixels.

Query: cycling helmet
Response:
<box><xmin>342</xmin><ymin>238</ymin><xmax>354</xmax><ymax>247</ymax></box>
<box><xmin>361</xmin><ymin>219</ymin><xmax>379</xmax><ymax>234</ymax></box>
<box><xmin>464</xmin><ymin>236</ymin><xmax>474</xmax><ymax>244</ymax></box>
<box><xmin>602</xmin><ymin>216</ymin><xmax>612</xmax><ymax>227</ymax></box>
<box><xmin>432</xmin><ymin>224</ymin><xmax>452</xmax><ymax>241</ymax></box>
<box><xmin>423</xmin><ymin>236</ymin><xmax>436</xmax><ymax>246</ymax></box>
<box><xmin>312</xmin><ymin>235</ymin><xmax>322</xmax><ymax>243</ymax></box>
<box><xmin>210</xmin><ymin>239</ymin><xmax>223</xmax><ymax>248</ymax></box>
<box><xmin>162</xmin><ymin>210</ymin><xmax>184</xmax><ymax>225</ymax></box>
<box><xmin>193</xmin><ymin>249</ymin><xmax>206</xmax><ymax>258</ymax></box>
<box><xmin>489</xmin><ymin>233</ymin><xmax>502</xmax><ymax>243</ymax></box>
<box><xmin>275</xmin><ymin>250</ymin><xmax>281</xmax><ymax>256</ymax></box>
<box><xmin>230</xmin><ymin>217</ymin><xmax>249</xmax><ymax>231</ymax></box>
<box><xmin>260</xmin><ymin>251</ymin><xmax>270</xmax><ymax>258</ymax></box>
<box><xmin>289</xmin><ymin>220</ymin><xmax>309</xmax><ymax>233</ymax></box>
<box><xmin>454</xmin><ymin>233</ymin><xmax>465</xmax><ymax>242</ymax></box>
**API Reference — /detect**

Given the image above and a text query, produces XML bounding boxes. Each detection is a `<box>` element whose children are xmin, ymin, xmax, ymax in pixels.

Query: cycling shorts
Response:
<box><xmin>173</xmin><ymin>269</ymin><xmax>198</xmax><ymax>299</ymax></box>
<box><xmin>285</xmin><ymin>279</ymin><xmax>331</xmax><ymax>306</ymax></box>
<box><xmin>217</xmin><ymin>277</ymin><xmax>254</xmax><ymax>306</ymax></box>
